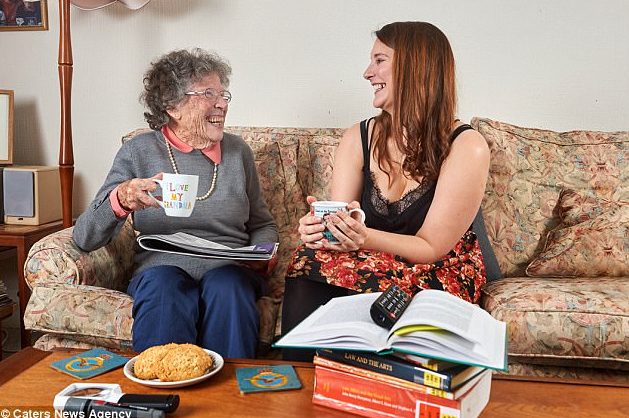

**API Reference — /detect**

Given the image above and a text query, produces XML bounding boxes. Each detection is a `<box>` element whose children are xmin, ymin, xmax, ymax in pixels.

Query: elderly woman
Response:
<box><xmin>73</xmin><ymin>48</ymin><xmax>278</xmax><ymax>358</ymax></box>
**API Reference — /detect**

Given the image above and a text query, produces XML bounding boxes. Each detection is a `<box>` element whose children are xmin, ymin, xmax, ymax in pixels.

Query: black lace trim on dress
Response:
<box><xmin>368</xmin><ymin>171</ymin><xmax>435</xmax><ymax>216</ymax></box>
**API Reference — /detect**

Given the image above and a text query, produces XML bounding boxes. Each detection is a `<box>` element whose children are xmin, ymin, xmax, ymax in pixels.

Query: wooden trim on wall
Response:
<box><xmin>0</xmin><ymin>0</ymin><xmax>48</xmax><ymax>31</ymax></box>
<box><xmin>0</xmin><ymin>89</ymin><xmax>13</xmax><ymax>165</ymax></box>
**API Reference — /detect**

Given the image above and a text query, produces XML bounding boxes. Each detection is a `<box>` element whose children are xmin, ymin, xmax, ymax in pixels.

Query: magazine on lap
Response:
<box><xmin>274</xmin><ymin>290</ymin><xmax>508</xmax><ymax>371</ymax></box>
<box><xmin>137</xmin><ymin>232</ymin><xmax>278</xmax><ymax>261</ymax></box>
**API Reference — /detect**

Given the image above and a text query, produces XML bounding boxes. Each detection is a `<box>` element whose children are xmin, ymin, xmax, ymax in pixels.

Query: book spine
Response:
<box><xmin>317</xmin><ymin>349</ymin><xmax>453</xmax><ymax>391</ymax></box>
<box><xmin>314</xmin><ymin>356</ymin><xmax>454</xmax><ymax>400</ymax></box>
<box><xmin>392</xmin><ymin>352</ymin><xmax>450</xmax><ymax>371</ymax></box>
<box><xmin>313</xmin><ymin>365</ymin><xmax>462</xmax><ymax>418</ymax></box>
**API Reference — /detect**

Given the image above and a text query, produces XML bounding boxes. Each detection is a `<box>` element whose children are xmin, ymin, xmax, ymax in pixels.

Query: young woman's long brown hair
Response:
<box><xmin>372</xmin><ymin>21</ymin><xmax>457</xmax><ymax>184</ymax></box>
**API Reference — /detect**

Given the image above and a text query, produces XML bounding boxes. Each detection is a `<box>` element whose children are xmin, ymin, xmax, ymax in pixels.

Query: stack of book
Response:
<box><xmin>0</xmin><ymin>279</ymin><xmax>14</xmax><ymax>308</ymax></box>
<box><xmin>275</xmin><ymin>289</ymin><xmax>508</xmax><ymax>418</ymax></box>
<box><xmin>313</xmin><ymin>349</ymin><xmax>492</xmax><ymax>418</ymax></box>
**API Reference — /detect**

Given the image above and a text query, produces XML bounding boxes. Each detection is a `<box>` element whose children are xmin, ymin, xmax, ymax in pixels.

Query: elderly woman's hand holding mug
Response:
<box><xmin>117</xmin><ymin>174</ymin><xmax>162</xmax><ymax>212</ymax></box>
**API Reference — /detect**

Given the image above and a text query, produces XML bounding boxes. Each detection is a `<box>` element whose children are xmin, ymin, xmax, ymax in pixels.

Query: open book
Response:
<box><xmin>274</xmin><ymin>290</ymin><xmax>508</xmax><ymax>371</ymax></box>
<box><xmin>137</xmin><ymin>232</ymin><xmax>278</xmax><ymax>261</ymax></box>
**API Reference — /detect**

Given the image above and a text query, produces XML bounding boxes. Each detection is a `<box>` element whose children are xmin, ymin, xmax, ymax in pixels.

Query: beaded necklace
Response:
<box><xmin>164</xmin><ymin>137</ymin><xmax>218</xmax><ymax>201</ymax></box>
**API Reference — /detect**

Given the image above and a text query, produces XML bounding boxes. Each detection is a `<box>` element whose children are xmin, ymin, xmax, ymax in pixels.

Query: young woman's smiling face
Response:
<box><xmin>363</xmin><ymin>39</ymin><xmax>395</xmax><ymax>113</ymax></box>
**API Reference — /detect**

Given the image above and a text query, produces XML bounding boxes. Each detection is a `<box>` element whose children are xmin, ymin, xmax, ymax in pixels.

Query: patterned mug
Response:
<box><xmin>311</xmin><ymin>201</ymin><xmax>366</xmax><ymax>243</ymax></box>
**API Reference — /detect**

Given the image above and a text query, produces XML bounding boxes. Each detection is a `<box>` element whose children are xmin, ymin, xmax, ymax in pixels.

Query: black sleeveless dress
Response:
<box><xmin>360</xmin><ymin>118</ymin><xmax>474</xmax><ymax>235</ymax></box>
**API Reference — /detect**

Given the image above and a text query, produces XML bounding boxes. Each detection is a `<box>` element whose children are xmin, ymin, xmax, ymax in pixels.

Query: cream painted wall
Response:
<box><xmin>0</xmin><ymin>0</ymin><xmax>628</xmax><ymax>215</ymax></box>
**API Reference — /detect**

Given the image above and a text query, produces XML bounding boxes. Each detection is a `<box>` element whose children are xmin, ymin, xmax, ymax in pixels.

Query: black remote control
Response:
<box><xmin>117</xmin><ymin>394</ymin><xmax>180</xmax><ymax>413</ymax></box>
<box><xmin>370</xmin><ymin>284</ymin><xmax>412</xmax><ymax>329</ymax></box>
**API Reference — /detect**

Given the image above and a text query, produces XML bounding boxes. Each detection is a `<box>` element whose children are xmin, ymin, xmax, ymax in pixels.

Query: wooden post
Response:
<box><xmin>58</xmin><ymin>0</ymin><xmax>74</xmax><ymax>228</ymax></box>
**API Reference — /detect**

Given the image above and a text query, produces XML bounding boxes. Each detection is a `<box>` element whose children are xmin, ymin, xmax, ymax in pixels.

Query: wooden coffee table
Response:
<box><xmin>0</xmin><ymin>348</ymin><xmax>627</xmax><ymax>417</ymax></box>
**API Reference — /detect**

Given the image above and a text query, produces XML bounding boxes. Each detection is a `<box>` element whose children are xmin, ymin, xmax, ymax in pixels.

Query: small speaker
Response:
<box><xmin>3</xmin><ymin>166</ymin><xmax>62</xmax><ymax>225</ymax></box>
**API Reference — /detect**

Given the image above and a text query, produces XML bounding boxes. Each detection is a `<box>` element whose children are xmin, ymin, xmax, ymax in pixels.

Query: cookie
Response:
<box><xmin>157</xmin><ymin>344</ymin><xmax>213</xmax><ymax>381</ymax></box>
<box><xmin>133</xmin><ymin>344</ymin><xmax>171</xmax><ymax>380</ymax></box>
<box><xmin>133</xmin><ymin>343</ymin><xmax>213</xmax><ymax>382</ymax></box>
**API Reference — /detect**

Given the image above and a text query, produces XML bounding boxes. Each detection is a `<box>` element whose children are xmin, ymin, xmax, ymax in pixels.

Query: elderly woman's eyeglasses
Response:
<box><xmin>185</xmin><ymin>88</ymin><xmax>232</xmax><ymax>103</ymax></box>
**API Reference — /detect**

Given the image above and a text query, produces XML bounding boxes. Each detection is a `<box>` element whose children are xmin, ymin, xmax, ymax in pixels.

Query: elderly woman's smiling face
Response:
<box><xmin>167</xmin><ymin>73</ymin><xmax>228</xmax><ymax>149</ymax></box>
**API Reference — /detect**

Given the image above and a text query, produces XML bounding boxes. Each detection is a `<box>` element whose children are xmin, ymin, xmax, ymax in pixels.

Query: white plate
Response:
<box><xmin>123</xmin><ymin>348</ymin><xmax>224</xmax><ymax>388</ymax></box>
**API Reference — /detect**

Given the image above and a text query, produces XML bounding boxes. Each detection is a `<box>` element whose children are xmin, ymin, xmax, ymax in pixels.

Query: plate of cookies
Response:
<box><xmin>123</xmin><ymin>343</ymin><xmax>224</xmax><ymax>388</ymax></box>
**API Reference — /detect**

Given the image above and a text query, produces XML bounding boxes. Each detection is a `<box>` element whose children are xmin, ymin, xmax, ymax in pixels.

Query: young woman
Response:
<box><xmin>283</xmin><ymin>22</ymin><xmax>496</xmax><ymax>359</ymax></box>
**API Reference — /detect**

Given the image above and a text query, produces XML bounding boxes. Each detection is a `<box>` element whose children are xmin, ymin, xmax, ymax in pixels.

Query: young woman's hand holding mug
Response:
<box><xmin>320</xmin><ymin>200</ymin><xmax>367</xmax><ymax>251</ymax></box>
<box><xmin>298</xmin><ymin>196</ymin><xmax>367</xmax><ymax>251</ymax></box>
<box><xmin>298</xmin><ymin>196</ymin><xmax>326</xmax><ymax>249</ymax></box>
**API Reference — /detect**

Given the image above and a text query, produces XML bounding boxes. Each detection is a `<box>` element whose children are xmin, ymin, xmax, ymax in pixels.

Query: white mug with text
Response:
<box><xmin>149</xmin><ymin>173</ymin><xmax>199</xmax><ymax>217</ymax></box>
<box><xmin>311</xmin><ymin>201</ymin><xmax>366</xmax><ymax>243</ymax></box>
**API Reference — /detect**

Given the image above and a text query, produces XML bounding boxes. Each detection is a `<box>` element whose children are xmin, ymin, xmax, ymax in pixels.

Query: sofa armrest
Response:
<box><xmin>24</xmin><ymin>218</ymin><xmax>136</xmax><ymax>293</ymax></box>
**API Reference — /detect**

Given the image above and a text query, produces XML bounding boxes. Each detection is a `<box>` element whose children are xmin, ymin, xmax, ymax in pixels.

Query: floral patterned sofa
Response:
<box><xmin>471</xmin><ymin>118</ymin><xmax>628</xmax><ymax>383</ymax></box>
<box><xmin>23</xmin><ymin>126</ymin><xmax>344</xmax><ymax>357</ymax></box>
<box><xmin>23</xmin><ymin>119</ymin><xmax>628</xmax><ymax>383</ymax></box>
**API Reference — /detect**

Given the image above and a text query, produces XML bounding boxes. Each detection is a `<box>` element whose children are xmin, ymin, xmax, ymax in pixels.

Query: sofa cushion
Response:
<box><xmin>229</xmin><ymin>127</ymin><xmax>304</xmax><ymax>234</ymax></box>
<box><xmin>297</xmin><ymin>133</ymin><xmax>343</xmax><ymax>199</ymax></box>
<box><xmin>25</xmin><ymin>219</ymin><xmax>136</xmax><ymax>292</ymax></box>
<box><xmin>504</xmin><ymin>362</ymin><xmax>629</xmax><ymax>385</ymax></box>
<box><xmin>24</xmin><ymin>283</ymin><xmax>134</xmax><ymax>342</ymax></box>
<box><xmin>554</xmin><ymin>188</ymin><xmax>617</xmax><ymax>227</ymax></box>
<box><xmin>481</xmin><ymin>277</ymin><xmax>629</xmax><ymax>370</ymax></box>
<box><xmin>471</xmin><ymin>118</ymin><xmax>628</xmax><ymax>277</ymax></box>
<box><xmin>526</xmin><ymin>189</ymin><xmax>629</xmax><ymax>277</ymax></box>
<box><xmin>33</xmin><ymin>333</ymin><xmax>133</xmax><ymax>352</ymax></box>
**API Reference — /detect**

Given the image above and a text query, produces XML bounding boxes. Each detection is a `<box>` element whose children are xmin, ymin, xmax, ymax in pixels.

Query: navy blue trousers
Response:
<box><xmin>127</xmin><ymin>264</ymin><xmax>262</xmax><ymax>358</ymax></box>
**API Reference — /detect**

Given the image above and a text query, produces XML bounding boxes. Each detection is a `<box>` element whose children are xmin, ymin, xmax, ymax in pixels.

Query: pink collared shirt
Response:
<box><xmin>109</xmin><ymin>126</ymin><xmax>222</xmax><ymax>217</ymax></box>
<box><xmin>161</xmin><ymin>125</ymin><xmax>222</xmax><ymax>165</ymax></box>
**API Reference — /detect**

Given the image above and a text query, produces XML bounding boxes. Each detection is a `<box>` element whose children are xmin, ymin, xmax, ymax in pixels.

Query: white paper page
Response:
<box><xmin>156</xmin><ymin>232</ymin><xmax>232</xmax><ymax>249</ymax></box>
<box><xmin>391</xmin><ymin>318</ymin><xmax>507</xmax><ymax>368</ymax></box>
<box><xmin>391</xmin><ymin>330</ymin><xmax>481</xmax><ymax>361</ymax></box>
<box><xmin>469</xmin><ymin>317</ymin><xmax>506</xmax><ymax>369</ymax></box>
<box><xmin>275</xmin><ymin>293</ymin><xmax>388</xmax><ymax>350</ymax></box>
<box><xmin>393</xmin><ymin>289</ymin><xmax>495</xmax><ymax>344</ymax></box>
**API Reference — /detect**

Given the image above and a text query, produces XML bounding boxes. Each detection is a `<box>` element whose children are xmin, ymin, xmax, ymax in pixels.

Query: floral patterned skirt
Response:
<box><xmin>285</xmin><ymin>230</ymin><xmax>486</xmax><ymax>303</ymax></box>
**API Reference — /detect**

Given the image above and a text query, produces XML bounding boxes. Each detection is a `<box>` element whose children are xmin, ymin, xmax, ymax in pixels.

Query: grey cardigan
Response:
<box><xmin>72</xmin><ymin>130</ymin><xmax>278</xmax><ymax>280</ymax></box>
